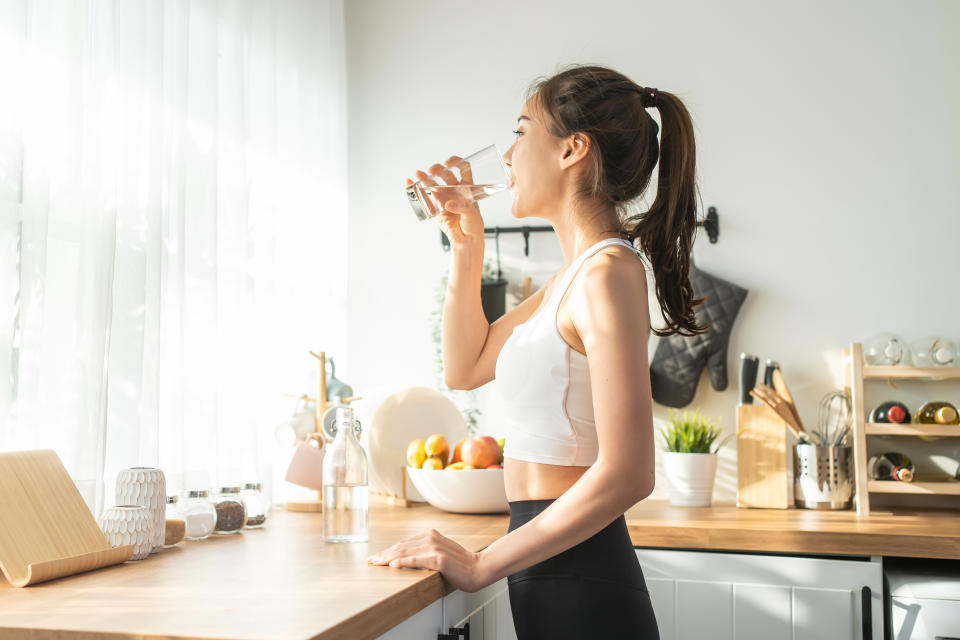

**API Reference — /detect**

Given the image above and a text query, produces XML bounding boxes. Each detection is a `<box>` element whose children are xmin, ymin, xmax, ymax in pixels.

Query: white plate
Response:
<box><xmin>359</xmin><ymin>386</ymin><xmax>468</xmax><ymax>501</ymax></box>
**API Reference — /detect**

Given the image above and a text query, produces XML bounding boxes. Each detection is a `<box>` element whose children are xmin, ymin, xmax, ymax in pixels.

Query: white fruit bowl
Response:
<box><xmin>405</xmin><ymin>467</ymin><xmax>509</xmax><ymax>514</ymax></box>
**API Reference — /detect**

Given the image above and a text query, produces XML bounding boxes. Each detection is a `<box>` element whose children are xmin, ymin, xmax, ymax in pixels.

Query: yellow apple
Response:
<box><xmin>422</xmin><ymin>456</ymin><xmax>444</xmax><ymax>470</ymax></box>
<box><xmin>424</xmin><ymin>434</ymin><xmax>450</xmax><ymax>465</ymax></box>
<box><xmin>406</xmin><ymin>439</ymin><xmax>426</xmax><ymax>468</ymax></box>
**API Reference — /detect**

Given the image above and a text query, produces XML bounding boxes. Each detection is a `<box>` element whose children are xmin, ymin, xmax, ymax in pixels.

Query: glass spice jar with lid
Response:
<box><xmin>177</xmin><ymin>489</ymin><xmax>217</xmax><ymax>540</ymax></box>
<box><xmin>212</xmin><ymin>487</ymin><xmax>246</xmax><ymax>534</ymax></box>
<box><xmin>240</xmin><ymin>482</ymin><xmax>268</xmax><ymax>528</ymax></box>
<box><xmin>163</xmin><ymin>495</ymin><xmax>186</xmax><ymax>548</ymax></box>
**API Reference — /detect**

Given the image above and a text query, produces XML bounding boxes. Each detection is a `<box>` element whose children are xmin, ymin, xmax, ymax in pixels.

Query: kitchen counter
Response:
<box><xmin>623</xmin><ymin>500</ymin><xmax>960</xmax><ymax>560</ymax></box>
<box><xmin>1</xmin><ymin>500</ymin><xmax>957</xmax><ymax>639</ymax></box>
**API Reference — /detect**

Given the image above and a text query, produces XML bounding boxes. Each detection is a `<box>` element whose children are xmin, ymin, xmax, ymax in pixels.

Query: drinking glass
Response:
<box><xmin>405</xmin><ymin>144</ymin><xmax>508</xmax><ymax>221</ymax></box>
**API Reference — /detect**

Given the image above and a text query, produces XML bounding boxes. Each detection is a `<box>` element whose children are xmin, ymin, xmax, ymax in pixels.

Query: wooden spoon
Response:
<box><xmin>771</xmin><ymin>369</ymin><xmax>805</xmax><ymax>431</ymax></box>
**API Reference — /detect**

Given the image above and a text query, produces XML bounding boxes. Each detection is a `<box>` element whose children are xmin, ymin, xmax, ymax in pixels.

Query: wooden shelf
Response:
<box><xmin>861</xmin><ymin>365</ymin><xmax>960</xmax><ymax>380</ymax></box>
<box><xmin>865</xmin><ymin>423</ymin><xmax>960</xmax><ymax>437</ymax></box>
<box><xmin>868</xmin><ymin>480</ymin><xmax>960</xmax><ymax>495</ymax></box>
<box><xmin>846</xmin><ymin>343</ymin><xmax>960</xmax><ymax>515</ymax></box>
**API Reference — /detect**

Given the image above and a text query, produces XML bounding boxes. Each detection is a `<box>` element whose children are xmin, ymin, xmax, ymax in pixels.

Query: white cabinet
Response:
<box><xmin>376</xmin><ymin>577</ymin><xmax>516</xmax><ymax>640</ymax></box>
<box><xmin>444</xmin><ymin>577</ymin><xmax>517</xmax><ymax>640</ymax></box>
<box><xmin>886</xmin><ymin>557</ymin><xmax>960</xmax><ymax>640</ymax></box>
<box><xmin>375</xmin><ymin>599</ymin><xmax>443</xmax><ymax>640</ymax></box>
<box><xmin>637</xmin><ymin>548</ymin><xmax>883</xmax><ymax>640</ymax></box>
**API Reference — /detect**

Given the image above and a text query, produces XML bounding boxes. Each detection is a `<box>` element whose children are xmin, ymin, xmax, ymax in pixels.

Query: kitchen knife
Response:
<box><xmin>763</xmin><ymin>360</ymin><xmax>780</xmax><ymax>388</ymax></box>
<box><xmin>739</xmin><ymin>353</ymin><xmax>759</xmax><ymax>405</ymax></box>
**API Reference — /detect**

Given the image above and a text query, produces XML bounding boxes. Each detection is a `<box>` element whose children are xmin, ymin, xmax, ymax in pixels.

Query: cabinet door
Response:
<box><xmin>374</xmin><ymin>599</ymin><xmax>442</xmax><ymax>640</ymax></box>
<box><xmin>482</xmin><ymin>588</ymin><xmax>518</xmax><ymax>640</ymax></box>
<box><xmin>443</xmin><ymin>577</ymin><xmax>510</xmax><ymax>630</ymax></box>
<box><xmin>637</xmin><ymin>549</ymin><xmax>882</xmax><ymax>640</ymax></box>
<box><xmin>890</xmin><ymin>596</ymin><xmax>960</xmax><ymax>640</ymax></box>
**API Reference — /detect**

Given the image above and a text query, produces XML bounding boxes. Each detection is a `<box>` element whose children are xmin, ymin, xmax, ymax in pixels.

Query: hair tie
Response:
<box><xmin>640</xmin><ymin>86</ymin><xmax>659</xmax><ymax>109</ymax></box>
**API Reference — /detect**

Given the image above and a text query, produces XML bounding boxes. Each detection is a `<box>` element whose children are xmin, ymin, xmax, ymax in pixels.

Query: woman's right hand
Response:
<box><xmin>406</xmin><ymin>156</ymin><xmax>485</xmax><ymax>247</ymax></box>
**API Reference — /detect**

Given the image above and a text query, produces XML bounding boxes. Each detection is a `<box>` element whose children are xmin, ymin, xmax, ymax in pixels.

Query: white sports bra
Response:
<box><xmin>494</xmin><ymin>237</ymin><xmax>639</xmax><ymax>466</ymax></box>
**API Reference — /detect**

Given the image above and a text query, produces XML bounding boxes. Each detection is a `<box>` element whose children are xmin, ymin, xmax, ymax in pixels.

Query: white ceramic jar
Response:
<box><xmin>116</xmin><ymin>467</ymin><xmax>166</xmax><ymax>553</ymax></box>
<box><xmin>98</xmin><ymin>505</ymin><xmax>154</xmax><ymax>561</ymax></box>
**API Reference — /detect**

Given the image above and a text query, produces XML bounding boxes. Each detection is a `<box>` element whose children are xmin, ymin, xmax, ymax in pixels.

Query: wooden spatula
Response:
<box><xmin>750</xmin><ymin>385</ymin><xmax>809</xmax><ymax>442</ymax></box>
<box><xmin>771</xmin><ymin>369</ymin><xmax>805</xmax><ymax>431</ymax></box>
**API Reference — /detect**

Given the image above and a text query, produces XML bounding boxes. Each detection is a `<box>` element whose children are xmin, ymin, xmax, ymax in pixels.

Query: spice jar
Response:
<box><xmin>212</xmin><ymin>487</ymin><xmax>246</xmax><ymax>534</ymax></box>
<box><xmin>177</xmin><ymin>489</ymin><xmax>217</xmax><ymax>540</ymax></box>
<box><xmin>240</xmin><ymin>482</ymin><xmax>268</xmax><ymax>528</ymax></box>
<box><xmin>163</xmin><ymin>495</ymin><xmax>186</xmax><ymax>547</ymax></box>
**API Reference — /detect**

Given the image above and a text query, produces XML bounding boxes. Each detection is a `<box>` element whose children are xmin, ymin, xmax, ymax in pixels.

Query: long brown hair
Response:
<box><xmin>526</xmin><ymin>65</ymin><xmax>706</xmax><ymax>337</ymax></box>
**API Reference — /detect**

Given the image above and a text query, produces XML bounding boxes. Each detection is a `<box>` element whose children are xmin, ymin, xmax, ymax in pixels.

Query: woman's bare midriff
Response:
<box><xmin>503</xmin><ymin>457</ymin><xmax>589</xmax><ymax>501</ymax></box>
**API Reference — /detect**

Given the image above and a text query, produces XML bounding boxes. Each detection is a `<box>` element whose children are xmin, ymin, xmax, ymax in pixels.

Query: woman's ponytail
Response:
<box><xmin>625</xmin><ymin>90</ymin><xmax>707</xmax><ymax>337</ymax></box>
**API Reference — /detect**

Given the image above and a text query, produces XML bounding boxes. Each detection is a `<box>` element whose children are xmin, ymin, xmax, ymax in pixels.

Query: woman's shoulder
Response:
<box><xmin>579</xmin><ymin>244</ymin><xmax>647</xmax><ymax>295</ymax></box>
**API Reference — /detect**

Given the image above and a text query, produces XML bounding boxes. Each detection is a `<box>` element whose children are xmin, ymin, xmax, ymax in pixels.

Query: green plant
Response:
<box><xmin>660</xmin><ymin>409</ymin><xmax>730</xmax><ymax>454</ymax></box>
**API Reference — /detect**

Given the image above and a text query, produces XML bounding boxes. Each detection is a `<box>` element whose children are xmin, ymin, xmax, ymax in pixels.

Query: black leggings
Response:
<box><xmin>507</xmin><ymin>499</ymin><xmax>660</xmax><ymax>640</ymax></box>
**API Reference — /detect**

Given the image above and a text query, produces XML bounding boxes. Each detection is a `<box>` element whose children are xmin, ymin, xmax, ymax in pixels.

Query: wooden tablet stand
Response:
<box><xmin>0</xmin><ymin>449</ymin><xmax>133</xmax><ymax>587</ymax></box>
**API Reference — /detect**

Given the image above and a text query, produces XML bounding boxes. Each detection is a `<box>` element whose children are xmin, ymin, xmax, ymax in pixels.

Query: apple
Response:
<box><xmin>461</xmin><ymin>435</ymin><xmax>501</xmax><ymax>469</ymax></box>
<box><xmin>406</xmin><ymin>440</ymin><xmax>426</xmax><ymax>468</ymax></box>
<box><xmin>450</xmin><ymin>437</ymin><xmax>468</xmax><ymax>464</ymax></box>
<box><xmin>486</xmin><ymin>464</ymin><xmax>502</xmax><ymax>469</ymax></box>
<box><xmin>422</xmin><ymin>456</ymin><xmax>444</xmax><ymax>470</ymax></box>
<box><xmin>424</xmin><ymin>434</ymin><xmax>449</xmax><ymax>465</ymax></box>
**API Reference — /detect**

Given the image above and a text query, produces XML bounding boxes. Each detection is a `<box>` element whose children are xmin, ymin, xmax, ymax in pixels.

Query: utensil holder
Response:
<box><xmin>793</xmin><ymin>444</ymin><xmax>854</xmax><ymax>510</ymax></box>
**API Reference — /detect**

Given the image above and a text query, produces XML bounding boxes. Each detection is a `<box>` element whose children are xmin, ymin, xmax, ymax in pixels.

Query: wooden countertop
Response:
<box><xmin>624</xmin><ymin>500</ymin><xmax>960</xmax><ymax>560</ymax></box>
<box><xmin>0</xmin><ymin>503</ymin><xmax>508</xmax><ymax>640</ymax></box>
<box><xmin>1</xmin><ymin>500</ymin><xmax>957</xmax><ymax>640</ymax></box>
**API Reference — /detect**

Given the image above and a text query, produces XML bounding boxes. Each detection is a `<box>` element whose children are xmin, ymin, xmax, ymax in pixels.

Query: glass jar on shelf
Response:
<box><xmin>909</xmin><ymin>336</ymin><xmax>959</xmax><ymax>367</ymax></box>
<box><xmin>177</xmin><ymin>489</ymin><xmax>217</xmax><ymax>540</ymax></box>
<box><xmin>862</xmin><ymin>333</ymin><xmax>907</xmax><ymax>366</ymax></box>
<box><xmin>212</xmin><ymin>487</ymin><xmax>246</xmax><ymax>534</ymax></box>
<box><xmin>240</xmin><ymin>482</ymin><xmax>268</xmax><ymax>528</ymax></box>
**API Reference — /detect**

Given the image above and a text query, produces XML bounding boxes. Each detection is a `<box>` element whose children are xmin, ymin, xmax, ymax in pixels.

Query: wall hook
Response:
<box><xmin>699</xmin><ymin>207</ymin><xmax>719</xmax><ymax>244</ymax></box>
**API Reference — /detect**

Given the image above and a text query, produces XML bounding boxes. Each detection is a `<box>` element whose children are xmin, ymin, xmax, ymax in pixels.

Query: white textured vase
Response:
<box><xmin>663</xmin><ymin>452</ymin><xmax>718</xmax><ymax>507</ymax></box>
<box><xmin>98</xmin><ymin>505</ymin><xmax>154</xmax><ymax>561</ymax></box>
<box><xmin>116</xmin><ymin>467</ymin><xmax>166</xmax><ymax>553</ymax></box>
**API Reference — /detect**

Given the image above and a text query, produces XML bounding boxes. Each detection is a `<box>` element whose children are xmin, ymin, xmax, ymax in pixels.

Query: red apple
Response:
<box><xmin>461</xmin><ymin>436</ymin><xmax>501</xmax><ymax>469</ymax></box>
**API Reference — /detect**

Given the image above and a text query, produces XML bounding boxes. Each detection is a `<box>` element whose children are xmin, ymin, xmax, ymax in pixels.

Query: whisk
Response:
<box><xmin>816</xmin><ymin>390</ymin><xmax>852</xmax><ymax>446</ymax></box>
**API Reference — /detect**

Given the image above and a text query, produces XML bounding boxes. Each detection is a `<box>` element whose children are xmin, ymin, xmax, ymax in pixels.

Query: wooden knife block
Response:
<box><xmin>736</xmin><ymin>404</ymin><xmax>791</xmax><ymax>509</ymax></box>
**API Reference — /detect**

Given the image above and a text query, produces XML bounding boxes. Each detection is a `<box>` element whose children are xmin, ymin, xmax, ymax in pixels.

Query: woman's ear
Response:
<box><xmin>558</xmin><ymin>133</ymin><xmax>591</xmax><ymax>169</ymax></box>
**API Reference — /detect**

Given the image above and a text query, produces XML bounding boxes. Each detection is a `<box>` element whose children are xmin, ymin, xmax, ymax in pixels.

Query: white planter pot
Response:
<box><xmin>116</xmin><ymin>467</ymin><xmax>166</xmax><ymax>553</ymax></box>
<box><xmin>98</xmin><ymin>505</ymin><xmax>154</xmax><ymax>561</ymax></box>
<box><xmin>662</xmin><ymin>452</ymin><xmax>718</xmax><ymax>507</ymax></box>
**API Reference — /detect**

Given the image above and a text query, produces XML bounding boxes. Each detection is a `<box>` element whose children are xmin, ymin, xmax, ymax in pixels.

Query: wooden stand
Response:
<box><xmin>736</xmin><ymin>404</ymin><xmax>791</xmax><ymax>509</ymax></box>
<box><xmin>284</xmin><ymin>350</ymin><xmax>365</xmax><ymax>513</ymax></box>
<box><xmin>370</xmin><ymin>466</ymin><xmax>412</xmax><ymax>507</ymax></box>
<box><xmin>846</xmin><ymin>342</ymin><xmax>960</xmax><ymax>515</ymax></box>
<box><xmin>0</xmin><ymin>450</ymin><xmax>133</xmax><ymax>587</ymax></box>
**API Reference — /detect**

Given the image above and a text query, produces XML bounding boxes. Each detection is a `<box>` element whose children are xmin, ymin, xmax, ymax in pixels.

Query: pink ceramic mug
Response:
<box><xmin>284</xmin><ymin>434</ymin><xmax>325</xmax><ymax>490</ymax></box>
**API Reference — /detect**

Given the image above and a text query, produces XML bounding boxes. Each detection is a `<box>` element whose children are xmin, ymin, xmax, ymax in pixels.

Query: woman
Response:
<box><xmin>368</xmin><ymin>65</ymin><xmax>704</xmax><ymax>638</ymax></box>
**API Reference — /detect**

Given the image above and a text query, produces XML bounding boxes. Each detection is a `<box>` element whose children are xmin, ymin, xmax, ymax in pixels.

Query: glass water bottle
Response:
<box><xmin>322</xmin><ymin>406</ymin><xmax>369</xmax><ymax>543</ymax></box>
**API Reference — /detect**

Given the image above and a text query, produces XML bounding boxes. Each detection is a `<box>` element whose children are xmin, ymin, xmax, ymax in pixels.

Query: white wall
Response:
<box><xmin>343</xmin><ymin>0</ymin><xmax>960</xmax><ymax>503</ymax></box>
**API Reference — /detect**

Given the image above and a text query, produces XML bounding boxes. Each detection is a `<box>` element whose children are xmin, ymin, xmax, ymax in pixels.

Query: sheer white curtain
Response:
<box><xmin>0</xmin><ymin>0</ymin><xmax>348</xmax><ymax>514</ymax></box>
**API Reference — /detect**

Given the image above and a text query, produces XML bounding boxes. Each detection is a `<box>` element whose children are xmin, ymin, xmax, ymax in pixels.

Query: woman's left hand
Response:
<box><xmin>367</xmin><ymin>529</ymin><xmax>489</xmax><ymax>593</ymax></box>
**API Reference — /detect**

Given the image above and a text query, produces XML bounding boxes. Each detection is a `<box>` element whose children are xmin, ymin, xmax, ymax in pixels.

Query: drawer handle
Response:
<box><xmin>437</xmin><ymin>622</ymin><xmax>470</xmax><ymax>640</ymax></box>
<box><xmin>861</xmin><ymin>586</ymin><xmax>872</xmax><ymax>640</ymax></box>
